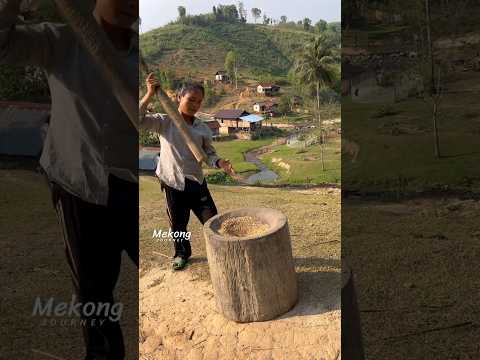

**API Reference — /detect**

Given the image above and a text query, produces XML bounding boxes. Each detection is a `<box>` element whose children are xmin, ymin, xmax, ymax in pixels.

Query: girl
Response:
<box><xmin>0</xmin><ymin>1</ymin><xmax>139</xmax><ymax>358</ymax></box>
<box><xmin>139</xmin><ymin>73</ymin><xmax>235</xmax><ymax>270</ymax></box>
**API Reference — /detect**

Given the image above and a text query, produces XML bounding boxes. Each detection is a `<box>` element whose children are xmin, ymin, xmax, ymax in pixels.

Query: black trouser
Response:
<box><xmin>49</xmin><ymin>175</ymin><xmax>138</xmax><ymax>360</ymax></box>
<box><xmin>162</xmin><ymin>178</ymin><xmax>218</xmax><ymax>260</ymax></box>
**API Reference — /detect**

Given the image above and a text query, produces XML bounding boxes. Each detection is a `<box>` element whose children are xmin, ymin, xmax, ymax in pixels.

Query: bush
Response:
<box><xmin>205</xmin><ymin>171</ymin><xmax>236</xmax><ymax>184</ymax></box>
<box><xmin>260</xmin><ymin>127</ymin><xmax>287</xmax><ymax>138</ymax></box>
<box><xmin>139</xmin><ymin>130</ymin><xmax>160</xmax><ymax>147</ymax></box>
<box><xmin>0</xmin><ymin>65</ymin><xmax>50</xmax><ymax>101</ymax></box>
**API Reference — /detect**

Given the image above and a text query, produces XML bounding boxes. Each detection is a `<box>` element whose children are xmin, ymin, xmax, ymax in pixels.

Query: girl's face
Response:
<box><xmin>178</xmin><ymin>89</ymin><xmax>204</xmax><ymax>117</ymax></box>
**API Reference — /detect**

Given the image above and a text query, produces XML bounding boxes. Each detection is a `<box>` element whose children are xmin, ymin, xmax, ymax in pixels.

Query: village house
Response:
<box><xmin>213</xmin><ymin>109</ymin><xmax>263</xmax><ymax>135</ymax></box>
<box><xmin>253</xmin><ymin>101</ymin><xmax>278</xmax><ymax>116</ymax></box>
<box><xmin>214</xmin><ymin>70</ymin><xmax>230</xmax><ymax>82</ymax></box>
<box><xmin>257</xmin><ymin>83</ymin><xmax>280</xmax><ymax>96</ymax></box>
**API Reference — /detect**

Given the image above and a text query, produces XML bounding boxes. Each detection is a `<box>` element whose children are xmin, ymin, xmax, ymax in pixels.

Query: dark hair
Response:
<box><xmin>178</xmin><ymin>82</ymin><xmax>205</xmax><ymax>98</ymax></box>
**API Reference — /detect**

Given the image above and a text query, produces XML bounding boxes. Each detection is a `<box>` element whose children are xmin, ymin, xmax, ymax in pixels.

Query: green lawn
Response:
<box><xmin>205</xmin><ymin>134</ymin><xmax>341</xmax><ymax>185</ymax></box>
<box><xmin>206</xmin><ymin>138</ymin><xmax>275</xmax><ymax>173</ymax></box>
<box><xmin>342</xmin><ymin>94</ymin><xmax>480</xmax><ymax>194</ymax></box>
<box><xmin>260</xmin><ymin>138</ymin><xmax>341</xmax><ymax>185</ymax></box>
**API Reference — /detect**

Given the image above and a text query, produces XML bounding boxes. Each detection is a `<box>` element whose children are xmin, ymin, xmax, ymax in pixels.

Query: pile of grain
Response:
<box><xmin>219</xmin><ymin>216</ymin><xmax>270</xmax><ymax>238</ymax></box>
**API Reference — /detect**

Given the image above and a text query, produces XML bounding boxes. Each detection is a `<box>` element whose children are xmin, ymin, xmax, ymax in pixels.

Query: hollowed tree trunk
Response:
<box><xmin>203</xmin><ymin>208</ymin><xmax>298</xmax><ymax>322</ymax></box>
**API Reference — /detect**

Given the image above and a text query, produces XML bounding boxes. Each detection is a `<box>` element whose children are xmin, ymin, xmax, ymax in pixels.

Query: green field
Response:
<box><xmin>206</xmin><ymin>138</ymin><xmax>275</xmax><ymax>173</ymax></box>
<box><xmin>139</xmin><ymin>176</ymin><xmax>340</xmax><ymax>277</ymax></box>
<box><xmin>204</xmin><ymin>134</ymin><xmax>341</xmax><ymax>185</ymax></box>
<box><xmin>342</xmin><ymin>94</ymin><xmax>480</xmax><ymax>194</ymax></box>
<box><xmin>260</xmin><ymin>138</ymin><xmax>341</xmax><ymax>185</ymax></box>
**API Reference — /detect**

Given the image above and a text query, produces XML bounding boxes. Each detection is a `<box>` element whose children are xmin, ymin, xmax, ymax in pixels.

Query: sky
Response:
<box><xmin>139</xmin><ymin>0</ymin><xmax>341</xmax><ymax>33</ymax></box>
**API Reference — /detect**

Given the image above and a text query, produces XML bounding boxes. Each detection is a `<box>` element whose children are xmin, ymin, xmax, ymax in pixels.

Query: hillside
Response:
<box><xmin>140</xmin><ymin>22</ymin><xmax>316</xmax><ymax>78</ymax></box>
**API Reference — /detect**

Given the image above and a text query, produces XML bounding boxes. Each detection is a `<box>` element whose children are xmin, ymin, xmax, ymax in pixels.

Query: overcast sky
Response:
<box><xmin>140</xmin><ymin>0</ymin><xmax>341</xmax><ymax>33</ymax></box>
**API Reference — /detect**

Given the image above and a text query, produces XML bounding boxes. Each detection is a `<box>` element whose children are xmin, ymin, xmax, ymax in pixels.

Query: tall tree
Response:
<box><xmin>303</xmin><ymin>18</ymin><xmax>312</xmax><ymax>31</ymax></box>
<box><xmin>225</xmin><ymin>51</ymin><xmax>239</xmax><ymax>89</ymax></box>
<box><xmin>278</xmin><ymin>95</ymin><xmax>291</xmax><ymax>116</ymax></box>
<box><xmin>293</xmin><ymin>35</ymin><xmax>338</xmax><ymax>171</ymax></box>
<box><xmin>425</xmin><ymin>0</ymin><xmax>435</xmax><ymax>94</ymax></box>
<box><xmin>315</xmin><ymin>19</ymin><xmax>327</xmax><ymax>32</ymax></box>
<box><xmin>251</xmin><ymin>8</ymin><xmax>261</xmax><ymax>23</ymax></box>
<box><xmin>263</xmin><ymin>14</ymin><xmax>270</xmax><ymax>25</ymax></box>
<box><xmin>280</xmin><ymin>15</ymin><xmax>287</xmax><ymax>24</ymax></box>
<box><xmin>220</xmin><ymin>5</ymin><xmax>239</xmax><ymax>22</ymax></box>
<box><xmin>404</xmin><ymin>0</ymin><xmax>443</xmax><ymax>157</ymax></box>
<box><xmin>177</xmin><ymin>6</ymin><xmax>186</xmax><ymax>19</ymax></box>
<box><xmin>237</xmin><ymin>2</ymin><xmax>247</xmax><ymax>22</ymax></box>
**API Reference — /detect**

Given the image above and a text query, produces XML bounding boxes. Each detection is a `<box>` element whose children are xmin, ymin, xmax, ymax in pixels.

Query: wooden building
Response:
<box><xmin>215</xmin><ymin>71</ymin><xmax>230</xmax><ymax>82</ymax></box>
<box><xmin>253</xmin><ymin>101</ymin><xmax>278</xmax><ymax>116</ymax></box>
<box><xmin>213</xmin><ymin>109</ymin><xmax>263</xmax><ymax>134</ymax></box>
<box><xmin>257</xmin><ymin>83</ymin><xmax>280</xmax><ymax>96</ymax></box>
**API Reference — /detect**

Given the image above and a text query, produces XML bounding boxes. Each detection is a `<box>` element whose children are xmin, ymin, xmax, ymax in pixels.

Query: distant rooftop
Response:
<box><xmin>214</xmin><ymin>109</ymin><xmax>250</xmax><ymax>119</ymax></box>
<box><xmin>239</xmin><ymin>114</ymin><xmax>264</xmax><ymax>123</ymax></box>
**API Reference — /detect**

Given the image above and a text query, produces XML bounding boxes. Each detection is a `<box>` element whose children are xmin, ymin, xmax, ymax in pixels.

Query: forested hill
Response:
<box><xmin>140</xmin><ymin>21</ymin><xmax>340</xmax><ymax>79</ymax></box>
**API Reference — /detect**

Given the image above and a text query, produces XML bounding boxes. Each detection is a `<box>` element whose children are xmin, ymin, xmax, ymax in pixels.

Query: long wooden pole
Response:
<box><xmin>52</xmin><ymin>0</ymin><xmax>138</xmax><ymax>131</ymax></box>
<box><xmin>53</xmin><ymin>0</ymin><xmax>208</xmax><ymax>163</ymax></box>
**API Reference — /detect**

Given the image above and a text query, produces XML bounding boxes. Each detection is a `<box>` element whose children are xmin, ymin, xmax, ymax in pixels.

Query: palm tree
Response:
<box><xmin>293</xmin><ymin>35</ymin><xmax>338</xmax><ymax>171</ymax></box>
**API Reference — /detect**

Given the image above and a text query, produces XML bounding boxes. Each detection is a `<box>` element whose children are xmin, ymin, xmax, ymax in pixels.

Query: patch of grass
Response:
<box><xmin>209</xmin><ymin>138</ymin><xmax>275</xmax><ymax>173</ymax></box>
<box><xmin>342</xmin><ymin>95</ymin><xmax>480</xmax><ymax>194</ymax></box>
<box><xmin>260</xmin><ymin>138</ymin><xmax>341</xmax><ymax>185</ymax></box>
<box><xmin>140</xmin><ymin>176</ymin><xmax>340</xmax><ymax>274</ymax></box>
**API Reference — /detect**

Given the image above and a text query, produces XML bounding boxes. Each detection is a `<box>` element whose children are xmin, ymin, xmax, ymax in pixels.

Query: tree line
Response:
<box><xmin>174</xmin><ymin>3</ymin><xmax>339</xmax><ymax>35</ymax></box>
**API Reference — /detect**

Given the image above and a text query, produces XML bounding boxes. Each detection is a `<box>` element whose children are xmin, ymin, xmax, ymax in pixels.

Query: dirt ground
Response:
<box><xmin>0</xmin><ymin>167</ymin><xmax>138</xmax><ymax>359</ymax></box>
<box><xmin>139</xmin><ymin>176</ymin><xmax>341</xmax><ymax>359</ymax></box>
<box><xmin>343</xmin><ymin>196</ymin><xmax>480</xmax><ymax>359</ymax></box>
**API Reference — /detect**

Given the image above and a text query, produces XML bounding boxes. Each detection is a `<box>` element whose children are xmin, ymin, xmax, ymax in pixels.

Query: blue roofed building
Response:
<box><xmin>213</xmin><ymin>109</ymin><xmax>264</xmax><ymax>135</ymax></box>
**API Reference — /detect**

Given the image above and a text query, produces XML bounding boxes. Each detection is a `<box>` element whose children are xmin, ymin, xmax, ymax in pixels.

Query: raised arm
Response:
<box><xmin>0</xmin><ymin>0</ymin><xmax>57</xmax><ymax>68</ymax></box>
<box><xmin>138</xmin><ymin>73</ymin><xmax>166</xmax><ymax>133</ymax></box>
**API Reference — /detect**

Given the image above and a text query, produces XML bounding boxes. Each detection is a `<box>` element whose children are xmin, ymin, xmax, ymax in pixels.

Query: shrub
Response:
<box><xmin>206</xmin><ymin>171</ymin><xmax>236</xmax><ymax>184</ymax></box>
<box><xmin>139</xmin><ymin>130</ymin><xmax>160</xmax><ymax>147</ymax></box>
